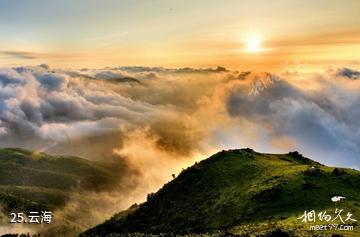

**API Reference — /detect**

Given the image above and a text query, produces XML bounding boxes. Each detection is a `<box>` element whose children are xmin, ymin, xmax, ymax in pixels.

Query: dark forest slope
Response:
<box><xmin>0</xmin><ymin>147</ymin><xmax>124</xmax><ymax>214</ymax></box>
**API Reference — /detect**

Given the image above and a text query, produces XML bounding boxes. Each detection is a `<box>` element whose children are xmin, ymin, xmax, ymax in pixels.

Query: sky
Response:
<box><xmin>0</xmin><ymin>0</ymin><xmax>360</xmax><ymax>69</ymax></box>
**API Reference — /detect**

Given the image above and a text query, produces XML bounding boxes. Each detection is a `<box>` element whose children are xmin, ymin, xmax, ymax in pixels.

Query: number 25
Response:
<box><xmin>10</xmin><ymin>213</ymin><xmax>24</xmax><ymax>223</ymax></box>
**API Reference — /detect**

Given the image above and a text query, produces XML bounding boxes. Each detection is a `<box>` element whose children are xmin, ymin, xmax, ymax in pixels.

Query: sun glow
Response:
<box><xmin>246</xmin><ymin>35</ymin><xmax>262</xmax><ymax>53</ymax></box>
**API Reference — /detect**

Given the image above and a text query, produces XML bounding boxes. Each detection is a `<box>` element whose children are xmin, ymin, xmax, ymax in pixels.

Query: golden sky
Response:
<box><xmin>0</xmin><ymin>0</ymin><xmax>359</xmax><ymax>70</ymax></box>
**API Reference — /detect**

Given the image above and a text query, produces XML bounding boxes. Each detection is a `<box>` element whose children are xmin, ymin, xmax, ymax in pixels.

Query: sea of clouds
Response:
<box><xmin>0</xmin><ymin>64</ymin><xmax>359</xmax><ymax>167</ymax></box>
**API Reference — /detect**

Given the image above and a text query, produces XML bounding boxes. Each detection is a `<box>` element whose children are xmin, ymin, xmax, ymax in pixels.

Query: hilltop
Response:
<box><xmin>82</xmin><ymin>149</ymin><xmax>360</xmax><ymax>237</ymax></box>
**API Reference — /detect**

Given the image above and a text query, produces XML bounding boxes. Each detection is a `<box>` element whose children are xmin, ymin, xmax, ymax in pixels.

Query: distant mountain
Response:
<box><xmin>0</xmin><ymin>148</ymin><xmax>123</xmax><ymax>214</ymax></box>
<box><xmin>65</xmin><ymin>71</ymin><xmax>141</xmax><ymax>84</ymax></box>
<box><xmin>81</xmin><ymin>149</ymin><xmax>360</xmax><ymax>237</ymax></box>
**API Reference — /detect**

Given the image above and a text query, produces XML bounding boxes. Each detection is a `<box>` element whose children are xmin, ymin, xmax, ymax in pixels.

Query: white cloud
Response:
<box><xmin>0</xmin><ymin>65</ymin><xmax>359</xmax><ymax>170</ymax></box>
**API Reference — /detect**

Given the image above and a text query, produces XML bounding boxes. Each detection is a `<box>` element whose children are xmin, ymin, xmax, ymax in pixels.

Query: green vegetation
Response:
<box><xmin>0</xmin><ymin>147</ymin><xmax>123</xmax><ymax>214</ymax></box>
<box><xmin>82</xmin><ymin>149</ymin><xmax>360</xmax><ymax>237</ymax></box>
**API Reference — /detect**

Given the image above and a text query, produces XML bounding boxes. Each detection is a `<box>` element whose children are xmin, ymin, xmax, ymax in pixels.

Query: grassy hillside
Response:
<box><xmin>82</xmin><ymin>149</ymin><xmax>360</xmax><ymax>237</ymax></box>
<box><xmin>0</xmin><ymin>147</ymin><xmax>124</xmax><ymax>214</ymax></box>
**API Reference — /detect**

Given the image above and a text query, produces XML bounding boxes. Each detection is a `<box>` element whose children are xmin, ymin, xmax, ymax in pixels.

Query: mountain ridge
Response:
<box><xmin>81</xmin><ymin>149</ymin><xmax>360</xmax><ymax>237</ymax></box>
<box><xmin>0</xmin><ymin>147</ymin><xmax>125</xmax><ymax>214</ymax></box>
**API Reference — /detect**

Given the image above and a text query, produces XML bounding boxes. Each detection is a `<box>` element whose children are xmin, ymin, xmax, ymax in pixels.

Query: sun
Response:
<box><xmin>246</xmin><ymin>35</ymin><xmax>262</xmax><ymax>52</ymax></box>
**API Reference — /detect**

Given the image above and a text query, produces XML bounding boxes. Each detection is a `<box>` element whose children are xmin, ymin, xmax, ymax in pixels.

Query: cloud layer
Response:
<box><xmin>1</xmin><ymin>65</ymin><xmax>359</xmax><ymax>166</ymax></box>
